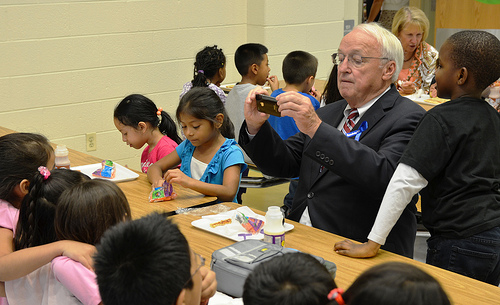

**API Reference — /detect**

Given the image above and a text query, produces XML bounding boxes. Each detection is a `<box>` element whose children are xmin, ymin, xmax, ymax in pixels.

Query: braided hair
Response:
<box><xmin>191</xmin><ymin>45</ymin><xmax>226</xmax><ymax>87</ymax></box>
<box><xmin>14</xmin><ymin>169</ymin><xmax>89</xmax><ymax>250</ymax></box>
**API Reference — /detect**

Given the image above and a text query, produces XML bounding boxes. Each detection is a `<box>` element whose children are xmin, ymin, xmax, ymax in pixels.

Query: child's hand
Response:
<box><xmin>333</xmin><ymin>239</ymin><xmax>381</xmax><ymax>258</ymax></box>
<box><xmin>310</xmin><ymin>86</ymin><xmax>322</xmax><ymax>101</ymax></box>
<box><xmin>60</xmin><ymin>240</ymin><xmax>97</xmax><ymax>270</ymax></box>
<box><xmin>152</xmin><ymin>179</ymin><xmax>165</xmax><ymax>188</ymax></box>
<box><xmin>164</xmin><ymin>169</ymin><xmax>191</xmax><ymax>188</ymax></box>
<box><xmin>429</xmin><ymin>83</ymin><xmax>437</xmax><ymax>98</ymax></box>
<box><xmin>267</xmin><ymin>75</ymin><xmax>279</xmax><ymax>91</ymax></box>
<box><xmin>200</xmin><ymin>266</ymin><xmax>217</xmax><ymax>303</ymax></box>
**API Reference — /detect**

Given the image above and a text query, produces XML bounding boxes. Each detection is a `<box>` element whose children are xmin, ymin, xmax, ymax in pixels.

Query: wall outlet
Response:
<box><xmin>86</xmin><ymin>132</ymin><xmax>97</xmax><ymax>151</ymax></box>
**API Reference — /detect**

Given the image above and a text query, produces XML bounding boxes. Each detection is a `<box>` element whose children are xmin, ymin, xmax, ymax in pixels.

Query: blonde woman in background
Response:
<box><xmin>392</xmin><ymin>6</ymin><xmax>438</xmax><ymax>95</ymax></box>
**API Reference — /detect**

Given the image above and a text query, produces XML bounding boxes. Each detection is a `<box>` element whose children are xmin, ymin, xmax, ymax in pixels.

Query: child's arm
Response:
<box><xmin>334</xmin><ymin>163</ymin><xmax>427</xmax><ymax>257</ymax></box>
<box><xmin>147</xmin><ymin>150</ymin><xmax>181</xmax><ymax>187</ymax></box>
<box><xmin>52</xmin><ymin>256</ymin><xmax>102</xmax><ymax>305</ymax></box>
<box><xmin>0</xmin><ymin>240</ymin><xmax>96</xmax><ymax>281</ymax></box>
<box><xmin>0</xmin><ymin>228</ymin><xmax>14</xmax><ymax>257</ymax></box>
<box><xmin>164</xmin><ymin>164</ymin><xmax>242</xmax><ymax>202</ymax></box>
<box><xmin>267</xmin><ymin>75</ymin><xmax>279</xmax><ymax>91</ymax></box>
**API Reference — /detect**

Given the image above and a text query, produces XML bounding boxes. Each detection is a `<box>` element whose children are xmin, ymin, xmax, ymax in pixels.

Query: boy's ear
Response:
<box><xmin>250</xmin><ymin>63</ymin><xmax>259</xmax><ymax>75</ymax></box>
<box><xmin>307</xmin><ymin>75</ymin><xmax>315</xmax><ymax>86</ymax></box>
<box><xmin>457</xmin><ymin>67</ymin><xmax>468</xmax><ymax>85</ymax></box>
<box><xmin>301</xmin><ymin>76</ymin><xmax>315</xmax><ymax>92</ymax></box>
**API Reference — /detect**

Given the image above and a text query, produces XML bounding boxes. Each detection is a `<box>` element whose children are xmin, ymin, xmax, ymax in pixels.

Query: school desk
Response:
<box><xmin>173</xmin><ymin>202</ymin><xmax>500</xmax><ymax>305</ymax></box>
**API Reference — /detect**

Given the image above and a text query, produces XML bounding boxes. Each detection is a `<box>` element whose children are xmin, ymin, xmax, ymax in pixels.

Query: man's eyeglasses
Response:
<box><xmin>331</xmin><ymin>53</ymin><xmax>389</xmax><ymax>68</ymax></box>
<box><xmin>184</xmin><ymin>252</ymin><xmax>206</xmax><ymax>287</ymax></box>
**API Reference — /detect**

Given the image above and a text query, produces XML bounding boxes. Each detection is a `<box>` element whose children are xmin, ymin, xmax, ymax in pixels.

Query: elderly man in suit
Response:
<box><xmin>238</xmin><ymin>23</ymin><xmax>425</xmax><ymax>257</ymax></box>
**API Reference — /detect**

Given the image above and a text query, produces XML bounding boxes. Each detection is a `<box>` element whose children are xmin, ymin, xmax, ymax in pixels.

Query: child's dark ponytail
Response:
<box><xmin>159</xmin><ymin>111</ymin><xmax>182</xmax><ymax>144</ymax></box>
<box><xmin>191</xmin><ymin>45</ymin><xmax>226</xmax><ymax>87</ymax></box>
<box><xmin>177</xmin><ymin>87</ymin><xmax>235</xmax><ymax>139</ymax></box>
<box><xmin>219</xmin><ymin>107</ymin><xmax>235</xmax><ymax>139</ymax></box>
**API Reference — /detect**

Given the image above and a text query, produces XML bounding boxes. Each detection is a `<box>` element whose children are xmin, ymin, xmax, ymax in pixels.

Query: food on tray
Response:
<box><xmin>92</xmin><ymin>160</ymin><xmax>116</xmax><ymax>179</ymax></box>
<box><xmin>424</xmin><ymin>97</ymin><xmax>449</xmax><ymax>104</ymax></box>
<box><xmin>210</xmin><ymin>218</ymin><xmax>232</xmax><ymax>228</ymax></box>
<box><xmin>235</xmin><ymin>212</ymin><xmax>265</xmax><ymax>235</ymax></box>
<box><xmin>149</xmin><ymin>181</ymin><xmax>176</xmax><ymax>202</ymax></box>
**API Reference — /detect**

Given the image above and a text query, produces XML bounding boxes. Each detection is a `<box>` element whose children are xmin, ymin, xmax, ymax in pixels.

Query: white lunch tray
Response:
<box><xmin>71</xmin><ymin>162</ymin><xmax>139</xmax><ymax>183</ymax></box>
<box><xmin>191</xmin><ymin>206</ymin><xmax>293</xmax><ymax>242</ymax></box>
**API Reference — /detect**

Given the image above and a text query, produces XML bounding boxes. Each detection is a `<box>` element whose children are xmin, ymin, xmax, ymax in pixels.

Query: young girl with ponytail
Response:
<box><xmin>180</xmin><ymin>45</ymin><xmax>227</xmax><ymax>104</ymax></box>
<box><xmin>114</xmin><ymin>94</ymin><xmax>182</xmax><ymax>173</ymax></box>
<box><xmin>148</xmin><ymin>87</ymin><xmax>246</xmax><ymax>203</ymax></box>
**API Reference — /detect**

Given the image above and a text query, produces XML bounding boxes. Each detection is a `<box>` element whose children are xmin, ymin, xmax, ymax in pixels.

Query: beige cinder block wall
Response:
<box><xmin>0</xmin><ymin>0</ymin><xmax>360</xmax><ymax>172</ymax></box>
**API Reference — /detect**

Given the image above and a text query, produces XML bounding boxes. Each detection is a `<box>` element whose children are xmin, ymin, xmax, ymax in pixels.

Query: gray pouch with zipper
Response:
<box><xmin>210</xmin><ymin>239</ymin><xmax>336</xmax><ymax>297</ymax></box>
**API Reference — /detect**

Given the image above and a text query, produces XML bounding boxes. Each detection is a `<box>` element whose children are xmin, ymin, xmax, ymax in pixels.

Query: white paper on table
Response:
<box><xmin>208</xmin><ymin>292</ymin><xmax>243</xmax><ymax>305</ymax></box>
<box><xmin>71</xmin><ymin>163</ymin><xmax>139</xmax><ymax>183</ymax></box>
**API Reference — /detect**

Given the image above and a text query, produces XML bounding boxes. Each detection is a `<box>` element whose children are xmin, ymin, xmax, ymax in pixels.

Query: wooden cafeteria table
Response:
<box><xmin>174</xmin><ymin>202</ymin><xmax>500</xmax><ymax>305</ymax></box>
<box><xmin>0</xmin><ymin>126</ymin><xmax>217</xmax><ymax>218</ymax></box>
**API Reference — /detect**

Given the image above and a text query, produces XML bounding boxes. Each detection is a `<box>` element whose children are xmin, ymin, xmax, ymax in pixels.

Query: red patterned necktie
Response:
<box><xmin>342</xmin><ymin>108</ymin><xmax>359</xmax><ymax>135</ymax></box>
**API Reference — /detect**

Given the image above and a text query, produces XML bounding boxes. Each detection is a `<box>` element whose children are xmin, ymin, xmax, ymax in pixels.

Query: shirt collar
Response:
<box><xmin>343</xmin><ymin>86</ymin><xmax>391</xmax><ymax>119</ymax></box>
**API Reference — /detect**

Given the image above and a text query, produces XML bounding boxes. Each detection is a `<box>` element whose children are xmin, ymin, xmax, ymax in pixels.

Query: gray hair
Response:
<box><xmin>355</xmin><ymin>23</ymin><xmax>403</xmax><ymax>82</ymax></box>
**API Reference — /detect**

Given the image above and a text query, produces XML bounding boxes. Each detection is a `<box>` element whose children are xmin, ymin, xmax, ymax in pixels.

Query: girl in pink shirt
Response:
<box><xmin>114</xmin><ymin>94</ymin><xmax>182</xmax><ymax>173</ymax></box>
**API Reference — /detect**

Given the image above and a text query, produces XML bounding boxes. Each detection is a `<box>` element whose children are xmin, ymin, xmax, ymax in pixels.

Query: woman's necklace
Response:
<box><xmin>404</xmin><ymin>54</ymin><xmax>414</xmax><ymax>62</ymax></box>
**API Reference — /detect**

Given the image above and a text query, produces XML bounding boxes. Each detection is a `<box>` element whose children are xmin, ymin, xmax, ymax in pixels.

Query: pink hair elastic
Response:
<box><xmin>328</xmin><ymin>288</ymin><xmax>345</xmax><ymax>305</ymax></box>
<box><xmin>38</xmin><ymin>166</ymin><xmax>51</xmax><ymax>180</ymax></box>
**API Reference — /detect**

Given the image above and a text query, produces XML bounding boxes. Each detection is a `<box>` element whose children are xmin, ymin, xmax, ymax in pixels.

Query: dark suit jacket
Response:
<box><xmin>239</xmin><ymin>85</ymin><xmax>426</xmax><ymax>257</ymax></box>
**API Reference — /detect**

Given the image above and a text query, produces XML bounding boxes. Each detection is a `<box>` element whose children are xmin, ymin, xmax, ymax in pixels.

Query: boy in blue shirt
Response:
<box><xmin>334</xmin><ymin>30</ymin><xmax>500</xmax><ymax>286</ymax></box>
<box><xmin>268</xmin><ymin>51</ymin><xmax>321</xmax><ymax>140</ymax></box>
<box><xmin>268</xmin><ymin>51</ymin><xmax>321</xmax><ymax>212</ymax></box>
